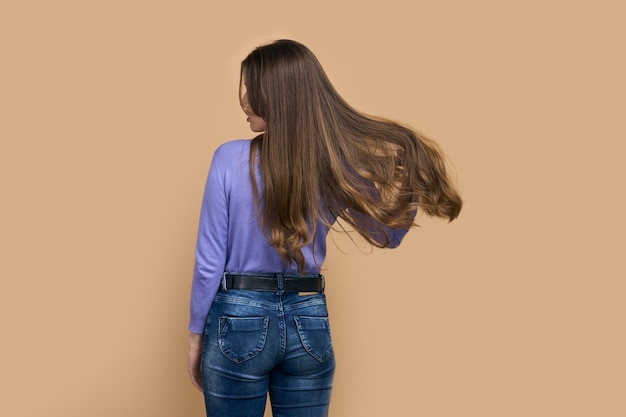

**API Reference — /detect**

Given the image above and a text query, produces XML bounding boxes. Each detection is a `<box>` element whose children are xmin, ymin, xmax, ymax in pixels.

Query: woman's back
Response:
<box><xmin>188</xmin><ymin>139</ymin><xmax>331</xmax><ymax>333</ymax></box>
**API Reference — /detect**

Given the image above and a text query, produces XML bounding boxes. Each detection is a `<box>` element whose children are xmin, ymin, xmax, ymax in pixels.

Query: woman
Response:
<box><xmin>188</xmin><ymin>39</ymin><xmax>462</xmax><ymax>417</ymax></box>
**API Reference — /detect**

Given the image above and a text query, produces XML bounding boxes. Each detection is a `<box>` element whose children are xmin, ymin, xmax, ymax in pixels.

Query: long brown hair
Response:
<box><xmin>241</xmin><ymin>39</ymin><xmax>462</xmax><ymax>270</ymax></box>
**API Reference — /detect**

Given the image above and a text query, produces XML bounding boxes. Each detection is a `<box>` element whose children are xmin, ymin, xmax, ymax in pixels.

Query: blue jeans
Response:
<box><xmin>201</xmin><ymin>285</ymin><xmax>336</xmax><ymax>417</ymax></box>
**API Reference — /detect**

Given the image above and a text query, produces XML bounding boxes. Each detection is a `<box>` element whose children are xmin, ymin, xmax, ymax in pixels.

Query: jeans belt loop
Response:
<box><xmin>277</xmin><ymin>273</ymin><xmax>284</xmax><ymax>295</ymax></box>
<box><xmin>221</xmin><ymin>272</ymin><xmax>228</xmax><ymax>291</ymax></box>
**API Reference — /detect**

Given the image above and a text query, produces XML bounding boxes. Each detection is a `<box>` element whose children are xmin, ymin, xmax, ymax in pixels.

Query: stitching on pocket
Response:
<box><xmin>294</xmin><ymin>316</ymin><xmax>333</xmax><ymax>362</ymax></box>
<box><xmin>218</xmin><ymin>316</ymin><xmax>269</xmax><ymax>363</ymax></box>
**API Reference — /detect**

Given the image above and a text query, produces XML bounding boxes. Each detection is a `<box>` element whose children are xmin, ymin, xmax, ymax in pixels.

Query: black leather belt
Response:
<box><xmin>222</xmin><ymin>273</ymin><xmax>324</xmax><ymax>293</ymax></box>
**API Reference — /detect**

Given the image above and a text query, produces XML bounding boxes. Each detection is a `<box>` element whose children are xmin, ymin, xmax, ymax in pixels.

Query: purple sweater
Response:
<box><xmin>188</xmin><ymin>139</ymin><xmax>411</xmax><ymax>333</ymax></box>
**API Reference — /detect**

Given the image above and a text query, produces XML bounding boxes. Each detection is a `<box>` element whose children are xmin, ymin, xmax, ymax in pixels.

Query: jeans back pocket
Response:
<box><xmin>218</xmin><ymin>316</ymin><xmax>269</xmax><ymax>363</ymax></box>
<box><xmin>294</xmin><ymin>316</ymin><xmax>333</xmax><ymax>362</ymax></box>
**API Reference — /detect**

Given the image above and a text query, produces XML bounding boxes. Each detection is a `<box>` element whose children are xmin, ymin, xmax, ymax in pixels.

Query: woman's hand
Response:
<box><xmin>188</xmin><ymin>332</ymin><xmax>204</xmax><ymax>392</ymax></box>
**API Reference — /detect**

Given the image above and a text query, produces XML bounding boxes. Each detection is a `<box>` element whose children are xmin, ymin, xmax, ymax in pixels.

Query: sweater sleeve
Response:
<box><xmin>347</xmin><ymin>207</ymin><xmax>415</xmax><ymax>248</ymax></box>
<box><xmin>346</xmin><ymin>179</ymin><xmax>417</xmax><ymax>248</ymax></box>
<box><xmin>188</xmin><ymin>148</ymin><xmax>229</xmax><ymax>334</ymax></box>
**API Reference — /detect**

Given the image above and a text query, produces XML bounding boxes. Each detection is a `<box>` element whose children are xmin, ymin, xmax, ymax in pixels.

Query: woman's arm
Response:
<box><xmin>188</xmin><ymin>147</ymin><xmax>229</xmax><ymax>334</ymax></box>
<box><xmin>188</xmin><ymin>332</ymin><xmax>204</xmax><ymax>392</ymax></box>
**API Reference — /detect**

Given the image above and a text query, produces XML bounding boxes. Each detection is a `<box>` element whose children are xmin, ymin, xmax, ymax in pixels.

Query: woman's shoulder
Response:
<box><xmin>212</xmin><ymin>139</ymin><xmax>252</xmax><ymax>163</ymax></box>
<box><xmin>214</xmin><ymin>139</ymin><xmax>252</xmax><ymax>155</ymax></box>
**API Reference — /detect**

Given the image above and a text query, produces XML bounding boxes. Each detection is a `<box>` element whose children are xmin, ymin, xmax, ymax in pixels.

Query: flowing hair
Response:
<box><xmin>240</xmin><ymin>39</ymin><xmax>462</xmax><ymax>271</ymax></box>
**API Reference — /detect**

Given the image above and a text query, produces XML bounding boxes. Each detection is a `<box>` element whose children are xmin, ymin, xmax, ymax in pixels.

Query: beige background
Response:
<box><xmin>1</xmin><ymin>1</ymin><xmax>624</xmax><ymax>416</ymax></box>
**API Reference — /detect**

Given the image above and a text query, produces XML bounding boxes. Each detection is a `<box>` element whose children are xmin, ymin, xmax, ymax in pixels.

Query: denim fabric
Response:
<box><xmin>201</xmin><ymin>287</ymin><xmax>336</xmax><ymax>417</ymax></box>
